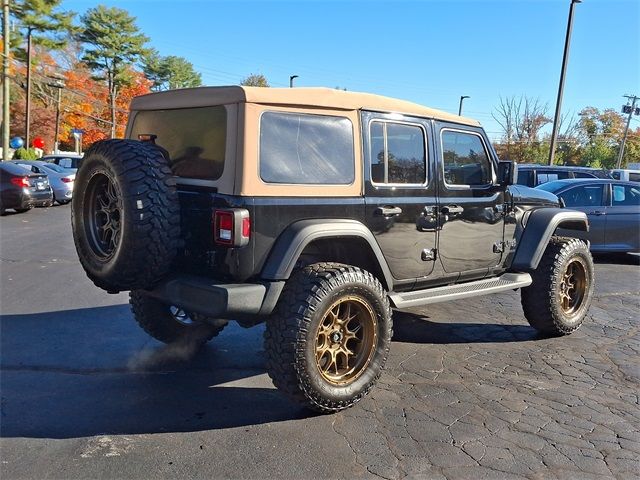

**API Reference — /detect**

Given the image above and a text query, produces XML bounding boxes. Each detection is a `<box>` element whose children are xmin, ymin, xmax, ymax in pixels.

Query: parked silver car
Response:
<box><xmin>537</xmin><ymin>179</ymin><xmax>640</xmax><ymax>253</ymax></box>
<box><xmin>11</xmin><ymin>161</ymin><xmax>75</xmax><ymax>205</ymax></box>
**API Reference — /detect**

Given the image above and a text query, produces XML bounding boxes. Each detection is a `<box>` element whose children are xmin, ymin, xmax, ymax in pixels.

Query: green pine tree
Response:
<box><xmin>143</xmin><ymin>50</ymin><xmax>202</xmax><ymax>91</ymax></box>
<box><xmin>76</xmin><ymin>5</ymin><xmax>149</xmax><ymax>137</ymax></box>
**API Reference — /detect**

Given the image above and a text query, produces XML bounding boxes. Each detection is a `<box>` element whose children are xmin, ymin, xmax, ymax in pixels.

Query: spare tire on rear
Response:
<box><xmin>71</xmin><ymin>139</ymin><xmax>180</xmax><ymax>293</ymax></box>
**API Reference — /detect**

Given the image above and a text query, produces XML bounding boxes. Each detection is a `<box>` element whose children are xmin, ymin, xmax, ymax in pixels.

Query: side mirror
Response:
<box><xmin>497</xmin><ymin>160</ymin><xmax>517</xmax><ymax>186</ymax></box>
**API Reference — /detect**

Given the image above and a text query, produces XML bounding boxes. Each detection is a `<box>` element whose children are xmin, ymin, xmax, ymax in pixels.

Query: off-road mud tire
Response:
<box><xmin>130</xmin><ymin>291</ymin><xmax>227</xmax><ymax>345</ymax></box>
<box><xmin>71</xmin><ymin>139</ymin><xmax>180</xmax><ymax>293</ymax></box>
<box><xmin>265</xmin><ymin>263</ymin><xmax>393</xmax><ymax>413</ymax></box>
<box><xmin>521</xmin><ymin>236</ymin><xmax>594</xmax><ymax>336</ymax></box>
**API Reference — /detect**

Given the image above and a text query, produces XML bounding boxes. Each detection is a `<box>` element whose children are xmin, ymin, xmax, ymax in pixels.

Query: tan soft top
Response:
<box><xmin>130</xmin><ymin>86</ymin><xmax>481</xmax><ymax>127</ymax></box>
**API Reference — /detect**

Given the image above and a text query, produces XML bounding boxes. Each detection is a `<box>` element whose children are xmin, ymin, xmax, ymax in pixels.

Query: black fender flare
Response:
<box><xmin>511</xmin><ymin>208</ymin><xmax>589</xmax><ymax>271</ymax></box>
<box><xmin>260</xmin><ymin>219</ymin><xmax>395</xmax><ymax>290</ymax></box>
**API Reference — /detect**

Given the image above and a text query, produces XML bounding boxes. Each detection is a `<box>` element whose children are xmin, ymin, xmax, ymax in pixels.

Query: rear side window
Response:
<box><xmin>536</xmin><ymin>170</ymin><xmax>570</xmax><ymax>185</ymax></box>
<box><xmin>574</xmin><ymin>172</ymin><xmax>597</xmax><ymax>179</ymax></box>
<box><xmin>370</xmin><ymin>121</ymin><xmax>426</xmax><ymax>185</ymax></box>
<box><xmin>517</xmin><ymin>169</ymin><xmax>532</xmax><ymax>186</ymax></box>
<box><xmin>629</xmin><ymin>173</ymin><xmax>640</xmax><ymax>182</ymax></box>
<box><xmin>260</xmin><ymin>111</ymin><xmax>354</xmax><ymax>184</ymax></box>
<box><xmin>559</xmin><ymin>185</ymin><xmax>604</xmax><ymax>207</ymax></box>
<box><xmin>57</xmin><ymin>157</ymin><xmax>79</xmax><ymax>169</ymax></box>
<box><xmin>441</xmin><ymin>130</ymin><xmax>492</xmax><ymax>186</ymax></box>
<box><xmin>130</xmin><ymin>106</ymin><xmax>226</xmax><ymax>180</ymax></box>
<box><xmin>612</xmin><ymin>184</ymin><xmax>640</xmax><ymax>206</ymax></box>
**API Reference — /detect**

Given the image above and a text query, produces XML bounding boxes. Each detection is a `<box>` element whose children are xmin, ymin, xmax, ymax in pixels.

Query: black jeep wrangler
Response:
<box><xmin>71</xmin><ymin>86</ymin><xmax>594</xmax><ymax>413</ymax></box>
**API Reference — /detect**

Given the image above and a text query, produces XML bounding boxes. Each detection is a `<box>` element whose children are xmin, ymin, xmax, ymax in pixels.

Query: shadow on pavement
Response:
<box><xmin>392</xmin><ymin>310</ymin><xmax>542</xmax><ymax>344</ymax></box>
<box><xmin>0</xmin><ymin>305</ymin><xmax>308</xmax><ymax>439</ymax></box>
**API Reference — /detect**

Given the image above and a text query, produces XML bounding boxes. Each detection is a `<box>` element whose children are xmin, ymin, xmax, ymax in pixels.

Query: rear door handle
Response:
<box><xmin>375</xmin><ymin>206</ymin><xmax>403</xmax><ymax>217</ymax></box>
<box><xmin>441</xmin><ymin>205</ymin><xmax>464</xmax><ymax>215</ymax></box>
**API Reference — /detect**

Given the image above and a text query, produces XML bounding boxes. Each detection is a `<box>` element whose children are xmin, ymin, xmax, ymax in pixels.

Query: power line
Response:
<box><xmin>9</xmin><ymin>76</ymin><xmax>119</xmax><ymax>129</ymax></box>
<box><xmin>3</xmin><ymin>53</ymin><xmax>131</xmax><ymax>114</ymax></box>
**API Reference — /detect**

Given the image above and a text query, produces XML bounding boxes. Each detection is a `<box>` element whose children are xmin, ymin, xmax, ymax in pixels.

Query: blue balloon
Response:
<box><xmin>10</xmin><ymin>136</ymin><xmax>24</xmax><ymax>149</ymax></box>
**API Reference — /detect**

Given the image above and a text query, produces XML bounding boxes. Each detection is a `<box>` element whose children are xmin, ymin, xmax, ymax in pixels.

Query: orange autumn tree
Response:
<box><xmin>59</xmin><ymin>61</ymin><xmax>109</xmax><ymax>150</ymax></box>
<box><xmin>58</xmin><ymin>64</ymin><xmax>151</xmax><ymax>150</ymax></box>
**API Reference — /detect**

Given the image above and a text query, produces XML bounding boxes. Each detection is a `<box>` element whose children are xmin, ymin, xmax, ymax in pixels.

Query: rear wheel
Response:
<box><xmin>265</xmin><ymin>263</ymin><xmax>393</xmax><ymax>413</ymax></box>
<box><xmin>130</xmin><ymin>291</ymin><xmax>227</xmax><ymax>345</ymax></box>
<box><xmin>521</xmin><ymin>237</ymin><xmax>594</xmax><ymax>336</ymax></box>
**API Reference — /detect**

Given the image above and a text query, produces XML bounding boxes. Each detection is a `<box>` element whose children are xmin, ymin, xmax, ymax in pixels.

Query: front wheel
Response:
<box><xmin>521</xmin><ymin>237</ymin><xmax>594</xmax><ymax>336</ymax></box>
<box><xmin>265</xmin><ymin>263</ymin><xmax>393</xmax><ymax>413</ymax></box>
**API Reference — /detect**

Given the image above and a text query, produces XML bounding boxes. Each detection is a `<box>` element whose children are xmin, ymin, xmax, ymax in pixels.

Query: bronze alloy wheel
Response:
<box><xmin>315</xmin><ymin>295</ymin><xmax>378</xmax><ymax>385</ymax></box>
<box><xmin>558</xmin><ymin>258</ymin><xmax>588</xmax><ymax>317</ymax></box>
<box><xmin>84</xmin><ymin>172</ymin><xmax>122</xmax><ymax>259</ymax></box>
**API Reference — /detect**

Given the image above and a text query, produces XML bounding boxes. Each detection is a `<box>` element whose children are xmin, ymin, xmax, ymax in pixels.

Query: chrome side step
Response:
<box><xmin>388</xmin><ymin>273</ymin><xmax>532</xmax><ymax>309</ymax></box>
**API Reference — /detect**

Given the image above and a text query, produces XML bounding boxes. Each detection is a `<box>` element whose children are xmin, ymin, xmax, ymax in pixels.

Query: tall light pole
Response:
<box><xmin>2</xmin><ymin>0</ymin><xmax>10</xmax><ymax>159</ymax></box>
<box><xmin>289</xmin><ymin>75</ymin><xmax>298</xmax><ymax>88</ymax></box>
<box><xmin>458</xmin><ymin>95</ymin><xmax>470</xmax><ymax>116</ymax></box>
<box><xmin>548</xmin><ymin>0</ymin><xmax>582</xmax><ymax>166</ymax></box>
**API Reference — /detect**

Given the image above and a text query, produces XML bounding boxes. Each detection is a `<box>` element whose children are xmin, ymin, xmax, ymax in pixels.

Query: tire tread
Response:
<box><xmin>264</xmin><ymin>262</ymin><xmax>393</xmax><ymax>413</ymax></box>
<box><xmin>521</xmin><ymin>236</ymin><xmax>594</xmax><ymax>336</ymax></box>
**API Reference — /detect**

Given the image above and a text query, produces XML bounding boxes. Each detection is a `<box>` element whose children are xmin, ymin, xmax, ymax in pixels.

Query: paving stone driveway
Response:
<box><xmin>1</xmin><ymin>204</ymin><xmax>638</xmax><ymax>480</ymax></box>
<box><xmin>332</xmin><ymin>255</ymin><xmax>640</xmax><ymax>479</ymax></box>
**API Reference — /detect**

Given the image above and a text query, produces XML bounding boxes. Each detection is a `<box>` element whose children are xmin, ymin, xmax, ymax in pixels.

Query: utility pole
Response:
<box><xmin>109</xmin><ymin>81</ymin><xmax>117</xmax><ymax>138</ymax></box>
<box><xmin>458</xmin><ymin>95</ymin><xmax>470</xmax><ymax>116</ymax></box>
<box><xmin>25</xmin><ymin>26</ymin><xmax>32</xmax><ymax>147</ymax></box>
<box><xmin>616</xmin><ymin>94</ymin><xmax>639</xmax><ymax>169</ymax></box>
<box><xmin>2</xmin><ymin>0</ymin><xmax>10</xmax><ymax>159</ymax></box>
<box><xmin>47</xmin><ymin>75</ymin><xmax>65</xmax><ymax>154</ymax></box>
<box><xmin>548</xmin><ymin>0</ymin><xmax>582</xmax><ymax>166</ymax></box>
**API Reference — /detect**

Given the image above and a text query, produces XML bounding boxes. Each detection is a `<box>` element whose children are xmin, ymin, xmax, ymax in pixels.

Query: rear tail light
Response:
<box><xmin>61</xmin><ymin>177</ymin><xmax>74</xmax><ymax>183</ymax></box>
<box><xmin>213</xmin><ymin>208</ymin><xmax>250</xmax><ymax>247</ymax></box>
<box><xmin>10</xmin><ymin>177</ymin><xmax>30</xmax><ymax>188</ymax></box>
<box><xmin>215</xmin><ymin>210</ymin><xmax>234</xmax><ymax>244</ymax></box>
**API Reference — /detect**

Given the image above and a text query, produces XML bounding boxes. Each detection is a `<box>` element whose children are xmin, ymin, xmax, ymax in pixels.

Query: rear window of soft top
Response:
<box><xmin>129</xmin><ymin>106</ymin><xmax>226</xmax><ymax>180</ymax></box>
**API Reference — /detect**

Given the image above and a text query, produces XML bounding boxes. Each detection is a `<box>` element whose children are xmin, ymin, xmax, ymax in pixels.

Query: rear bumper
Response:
<box><xmin>142</xmin><ymin>275</ymin><xmax>285</xmax><ymax>323</ymax></box>
<box><xmin>22</xmin><ymin>188</ymin><xmax>53</xmax><ymax>207</ymax></box>
<box><xmin>53</xmin><ymin>185</ymin><xmax>73</xmax><ymax>200</ymax></box>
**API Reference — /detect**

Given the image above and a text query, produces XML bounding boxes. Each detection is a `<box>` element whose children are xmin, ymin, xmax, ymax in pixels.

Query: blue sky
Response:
<box><xmin>65</xmin><ymin>0</ymin><xmax>639</xmax><ymax>139</ymax></box>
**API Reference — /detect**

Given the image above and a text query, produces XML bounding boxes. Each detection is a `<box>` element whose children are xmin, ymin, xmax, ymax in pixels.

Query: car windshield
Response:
<box><xmin>40</xmin><ymin>163</ymin><xmax>66</xmax><ymax>174</ymax></box>
<box><xmin>536</xmin><ymin>180</ymin><xmax>572</xmax><ymax>193</ymax></box>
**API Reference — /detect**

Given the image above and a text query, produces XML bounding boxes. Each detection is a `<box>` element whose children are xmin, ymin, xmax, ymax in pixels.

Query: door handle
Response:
<box><xmin>375</xmin><ymin>206</ymin><xmax>403</xmax><ymax>217</ymax></box>
<box><xmin>441</xmin><ymin>205</ymin><xmax>464</xmax><ymax>215</ymax></box>
<box><xmin>589</xmin><ymin>211</ymin><xmax>605</xmax><ymax>216</ymax></box>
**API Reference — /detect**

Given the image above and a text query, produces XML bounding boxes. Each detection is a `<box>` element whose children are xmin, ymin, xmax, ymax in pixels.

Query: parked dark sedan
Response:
<box><xmin>537</xmin><ymin>179</ymin><xmax>640</xmax><ymax>253</ymax></box>
<box><xmin>0</xmin><ymin>162</ymin><xmax>54</xmax><ymax>214</ymax></box>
